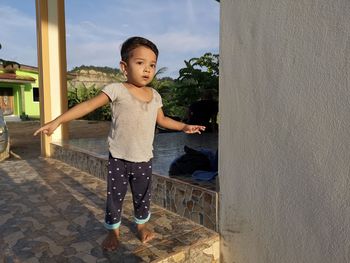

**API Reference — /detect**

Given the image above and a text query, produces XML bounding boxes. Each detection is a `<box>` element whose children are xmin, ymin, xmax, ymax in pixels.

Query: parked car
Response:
<box><xmin>0</xmin><ymin>108</ymin><xmax>9</xmax><ymax>160</ymax></box>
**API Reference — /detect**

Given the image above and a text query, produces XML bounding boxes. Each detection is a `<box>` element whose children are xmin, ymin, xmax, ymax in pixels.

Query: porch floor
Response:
<box><xmin>0</xmin><ymin>157</ymin><xmax>219</xmax><ymax>262</ymax></box>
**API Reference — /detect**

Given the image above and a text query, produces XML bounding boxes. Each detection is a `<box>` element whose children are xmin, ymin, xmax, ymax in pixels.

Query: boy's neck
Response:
<box><xmin>125</xmin><ymin>82</ymin><xmax>147</xmax><ymax>89</ymax></box>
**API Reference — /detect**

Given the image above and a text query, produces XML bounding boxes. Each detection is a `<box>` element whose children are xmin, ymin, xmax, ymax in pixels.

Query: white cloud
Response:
<box><xmin>153</xmin><ymin>32</ymin><xmax>219</xmax><ymax>53</ymax></box>
<box><xmin>0</xmin><ymin>5</ymin><xmax>37</xmax><ymax>65</ymax></box>
<box><xmin>1</xmin><ymin>0</ymin><xmax>219</xmax><ymax>77</ymax></box>
<box><xmin>66</xmin><ymin>20</ymin><xmax>126</xmax><ymax>41</ymax></box>
<box><xmin>66</xmin><ymin>41</ymin><xmax>121</xmax><ymax>70</ymax></box>
<box><xmin>0</xmin><ymin>5</ymin><xmax>35</xmax><ymax>28</ymax></box>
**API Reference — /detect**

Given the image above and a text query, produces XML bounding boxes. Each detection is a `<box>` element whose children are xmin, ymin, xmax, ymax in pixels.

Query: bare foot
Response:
<box><xmin>137</xmin><ymin>224</ymin><xmax>154</xmax><ymax>243</ymax></box>
<box><xmin>102</xmin><ymin>229</ymin><xmax>120</xmax><ymax>251</ymax></box>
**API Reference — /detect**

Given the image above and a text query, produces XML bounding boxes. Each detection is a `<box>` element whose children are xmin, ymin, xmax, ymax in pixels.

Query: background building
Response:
<box><xmin>0</xmin><ymin>64</ymin><xmax>39</xmax><ymax>119</ymax></box>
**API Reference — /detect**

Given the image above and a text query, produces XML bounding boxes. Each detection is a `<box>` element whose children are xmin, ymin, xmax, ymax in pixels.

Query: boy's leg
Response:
<box><xmin>129</xmin><ymin>160</ymin><xmax>154</xmax><ymax>243</ymax></box>
<box><xmin>102</xmin><ymin>157</ymin><xmax>128</xmax><ymax>251</ymax></box>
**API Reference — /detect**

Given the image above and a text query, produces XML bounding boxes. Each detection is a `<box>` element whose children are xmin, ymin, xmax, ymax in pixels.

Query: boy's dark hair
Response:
<box><xmin>121</xmin><ymin>36</ymin><xmax>159</xmax><ymax>62</ymax></box>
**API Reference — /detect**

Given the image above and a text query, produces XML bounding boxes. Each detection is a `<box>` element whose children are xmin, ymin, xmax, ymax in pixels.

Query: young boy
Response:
<box><xmin>34</xmin><ymin>36</ymin><xmax>205</xmax><ymax>251</ymax></box>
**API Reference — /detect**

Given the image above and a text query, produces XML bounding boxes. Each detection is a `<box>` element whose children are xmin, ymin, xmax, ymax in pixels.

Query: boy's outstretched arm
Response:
<box><xmin>34</xmin><ymin>92</ymin><xmax>110</xmax><ymax>136</ymax></box>
<box><xmin>156</xmin><ymin>108</ymin><xmax>205</xmax><ymax>134</ymax></box>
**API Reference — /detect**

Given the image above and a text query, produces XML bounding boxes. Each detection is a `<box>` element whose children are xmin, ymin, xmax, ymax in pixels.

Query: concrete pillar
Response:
<box><xmin>219</xmin><ymin>0</ymin><xmax>350</xmax><ymax>262</ymax></box>
<box><xmin>35</xmin><ymin>0</ymin><xmax>68</xmax><ymax>157</ymax></box>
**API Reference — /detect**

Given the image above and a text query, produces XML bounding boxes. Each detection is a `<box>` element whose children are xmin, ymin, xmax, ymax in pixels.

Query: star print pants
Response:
<box><xmin>104</xmin><ymin>155</ymin><xmax>152</xmax><ymax>230</ymax></box>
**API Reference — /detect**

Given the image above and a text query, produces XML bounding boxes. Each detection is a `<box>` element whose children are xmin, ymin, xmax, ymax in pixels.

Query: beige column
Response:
<box><xmin>36</xmin><ymin>0</ymin><xmax>68</xmax><ymax>157</ymax></box>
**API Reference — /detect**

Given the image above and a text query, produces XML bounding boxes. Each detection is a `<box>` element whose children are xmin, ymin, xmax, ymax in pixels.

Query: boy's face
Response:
<box><xmin>120</xmin><ymin>46</ymin><xmax>157</xmax><ymax>87</ymax></box>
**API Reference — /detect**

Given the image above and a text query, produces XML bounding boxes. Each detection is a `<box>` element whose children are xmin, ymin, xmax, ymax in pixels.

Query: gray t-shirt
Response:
<box><xmin>102</xmin><ymin>83</ymin><xmax>163</xmax><ymax>162</ymax></box>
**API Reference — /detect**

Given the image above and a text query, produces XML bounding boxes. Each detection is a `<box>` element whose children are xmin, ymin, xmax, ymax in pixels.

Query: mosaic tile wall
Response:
<box><xmin>152</xmin><ymin>175</ymin><xmax>218</xmax><ymax>231</ymax></box>
<box><xmin>51</xmin><ymin>143</ymin><xmax>108</xmax><ymax>181</ymax></box>
<box><xmin>51</xmin><ymin>140</ymin><xmax>218</xmax><ymax>231</ymax></box>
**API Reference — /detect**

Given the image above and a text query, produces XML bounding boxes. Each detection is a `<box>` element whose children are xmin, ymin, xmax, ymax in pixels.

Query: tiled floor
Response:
<box><xmin>0</xmin><ymin>157</ymin><xmax>219</xmax><ymax>262</ymax></box>
<box><xmin>51</xmin><ymin>138</ymin><xmax>219</xmax><ymax>231</ymax></box>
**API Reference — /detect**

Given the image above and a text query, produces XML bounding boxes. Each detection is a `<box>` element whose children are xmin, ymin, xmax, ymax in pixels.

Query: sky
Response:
<box><xmin>0</xmin><ymin>0</ymin><xmax>219</xmax><ymax>78</ymax></box>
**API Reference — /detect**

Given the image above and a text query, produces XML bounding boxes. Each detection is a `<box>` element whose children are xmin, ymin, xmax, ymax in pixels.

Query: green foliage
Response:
<box><xmin>154</xmin><ymin>53</ymin><xmax>219</xmax><ymax>119</ymax></box>
<box><xmin>153</xmin><ymin>77</ymin><xmax>187</xmax><ymax>118</ymax></box>
<box><xmin>66</xmin><ymin>52</ymin><xmax>219</xmax><ymax>122</ymax></box>
<box><xmin>67</xmin><ymin>83</ymin><xmax>111</xmax><ymax>121</ymax></box>
<box><xmin>177</xmin><ymin>52</ymin><xmax>219</xmax><ymax>100</ymax></box>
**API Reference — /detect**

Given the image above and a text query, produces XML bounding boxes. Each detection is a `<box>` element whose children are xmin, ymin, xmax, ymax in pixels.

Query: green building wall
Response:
<box><xmin>0</xmin><ymin>68</ymin><xmax>40</xmax><ymax>118</ymax></box>
<box><xmin>17</xmin><ymin>70</ymin><xmax>40</xmax><ymax>118</ymax></box>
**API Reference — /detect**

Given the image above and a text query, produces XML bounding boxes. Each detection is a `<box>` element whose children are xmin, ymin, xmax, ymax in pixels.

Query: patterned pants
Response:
<box><xmin>104</xmin><ymin>155</ymin><xmax>152</xmax><ymax>230</ymax></box>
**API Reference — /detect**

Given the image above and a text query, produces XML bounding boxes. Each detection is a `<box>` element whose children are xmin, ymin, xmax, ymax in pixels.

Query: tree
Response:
<box><xmin>172</xmin><ymin>53</ymin><xmax>219</xmax><ymax>118</ymax></box>
<box><xmin>152</xmin><ymin>53</ymin><xmax>219</xmax><ymax>120</ymax></box>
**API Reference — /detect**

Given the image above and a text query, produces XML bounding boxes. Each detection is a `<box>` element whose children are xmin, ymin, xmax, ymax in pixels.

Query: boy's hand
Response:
<box><xmin>182</xmin><ymin>124</ymin><xmax>206</xmax><ymax>134</ymax></box>
<box><xmin>33</xmin><ymin>120</ymin><xmax>60</xmax><ymax>136</ymax></box>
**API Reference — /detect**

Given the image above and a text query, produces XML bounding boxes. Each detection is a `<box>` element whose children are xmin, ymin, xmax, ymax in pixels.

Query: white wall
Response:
<box><xmin>219</xmin><ymin>1</ymin><xmax>350</xmax><ymax>262</ymax></box>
